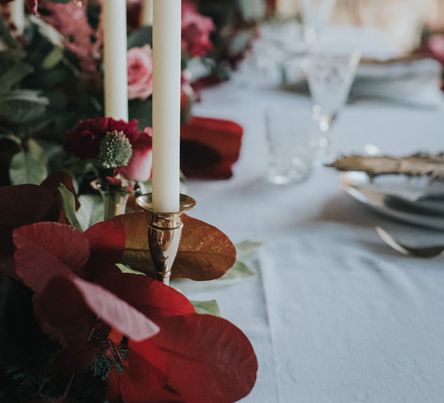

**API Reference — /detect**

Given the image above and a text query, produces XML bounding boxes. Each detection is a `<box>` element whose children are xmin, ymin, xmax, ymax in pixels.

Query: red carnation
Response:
<box><xmin>66</xmin><ymin>117</ymin><xmax>153</xmax><ymax>181</ymax></box>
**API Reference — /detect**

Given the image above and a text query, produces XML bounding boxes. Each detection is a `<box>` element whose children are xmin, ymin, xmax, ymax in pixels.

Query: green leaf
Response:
<box><xmin>129</xmin><ymin>98</ymin><xmax>152</xmax><ymax>129</ymax></box>
<box><xmin>236</xmin><ymin>241</ymin><xmax>263</xmax><ymax>260</ymax></box>
<box><xmin>222</xmin><ymin>261</ymin><xmax>255</xmax><ymax>280</ymax></box>
<box><xmin>191</xmin><ymin>300</ymin><xmax>222</xmax><ymax>317</ymax></box>
<box><xmin>77</xmin><ymin>194</ymin><xmax>103</xmax><ymax>230</ymax></box>
<box><xmin>127</xmin><ymin>26</ymin><xmax>153</xmax><ymax>48</ymax></box>
<box><xmin>42</xmin><ymin>47</ymin><xmax>64</xmax><ymax>70</ymax></box>
<box><xmin>58</xmin><ymin>184</ymin><xmax>83</xmax><ymax>231</ymax></box>
<box><xmin>9</xmin><ymin>139</ymin><xmax>48</xmax><ymax>185</ymax></box>
<box><xmin>116</xmin><ymin>263</ymin><xmax>147</xmax><ymax>276</ymax></box>
<box><xmin>29</xmin><ymin>15</ymin><xmax>63</xmax><ymax>47</ymax></box>
<box><xmin>237</xmin><ymin>0</ymin><xmax>266</xmax><ymax>21</ymax></box>
<box><xmin>0</xmin><ymin>63</ymin><xmax>34</xmax><ymax>95</ymax></box>
<box><xmin>0</xmin><ymin>90</ymin><xmax>49</xmax><ymax>125</ymax></box>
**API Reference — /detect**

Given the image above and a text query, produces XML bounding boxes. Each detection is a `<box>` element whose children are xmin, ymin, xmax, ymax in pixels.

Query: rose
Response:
<box><xmin>182</xmin><ymin>0</ymin><xmax>215</xmax><ymax>57</ymax></box>
<box><xmin>127</xmin><ymin>45</ymin><xmax>153</xmax><ymax>101</ymax></box>
<box><xmin>118</xmin><ymin>128</ymin><xmax>153</xmax><ymax>181</ymax></box>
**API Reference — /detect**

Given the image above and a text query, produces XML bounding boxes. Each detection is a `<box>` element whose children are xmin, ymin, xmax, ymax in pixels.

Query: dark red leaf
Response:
<box><xmin>35</xmin><ymin>276</ymin><xmax>94</xmax><ymax>346</ymax></box>
<box><xmin>0</xmin><ymin>184</ymin><xmax>59</xmax><ymax>256</ymax></box>
<box><xmin>51</xmin><ymin>344</ymin><xmax>101</xmax><ymax>374</ymax></box>
<box><xmin>154</xmin><ymin>314</ymin><xmax>258</xmax><ymax>403</ymax></box>
<box><xmin>13</xmin><ymin>223</ymin><xmax>90</xmax><ymax>293</ymax></box>
<box><xmin>70</xmin><ymin>276</ymin><xmax>159</xmax><ymax>342</ymax></box>
<box><xmin>85</xmin><ymin>219</ymin><xmax>126</xmax><ymax>269</ymax></box>
<box><xmin>98</xmin><ymin>274</ymin><xmax>195</xmax><ymax>321</ymax></box>
<box><xmin>0</xmin><ymin>277</ymin><xmax>53</xmax><ymax>369</ymax></box>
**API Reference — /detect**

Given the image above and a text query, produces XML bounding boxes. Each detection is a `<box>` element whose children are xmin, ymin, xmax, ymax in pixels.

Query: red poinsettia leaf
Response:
<box><xmin>70</xmin><ymin>276</ymin><xmax>159</xmax><ymax>342</ymax></box>
<box><xmin>0</xmin><ymin>184</ymin><xmax>58</xmax><ymax>256</ymax></box>
<box><xmin>107</xmin><ymin>369</ymin><xmax>122</xmax><ymax>403</ymax></box>
<box><xmin>153</xmin><ymin>314</ymin><xmax>258</xmax><ymax>403</ymax></box>
<box><xmin>51</xmin><ymin>343</ymin><xmax>101</xmax><ymax>374</ymax></box>
<box><xmin>107</xmin><ymin>339</ymin><xmax>171</xmax><ymax>403</ymax></box>
<box><xmin>35</xmin><ymin>276</ymin><xmax>94</xmax><ymax>346</ymax></box>
<box><xmin>85</xmin><ymin>219</ymin><xmax>126</xmax><ymax>271</ymax></box>
<box><xmin>13</xmin><ymin>223</ymin><xmax>90</xmax><ymax>293</ymax></box>
<box><xmin>111</xmin><ymin>213</ymin><xmax>236</xmax><ymax>281</ymax></box>
<box><xmin>98</xmin><ymin>274</ymin><xmax>195</xmax><ymax>321</ymax></box>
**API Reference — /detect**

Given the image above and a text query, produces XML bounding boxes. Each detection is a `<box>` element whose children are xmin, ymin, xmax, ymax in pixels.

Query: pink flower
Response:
<box><xmin>118</xmin><ymin>128</ymin><xmax>153</xmax><ymax>181</ymax></box>
<box><xmin>182</xmin><ymin>0</ymin><xmax>214</xmax><ymax>57</ymax></box>
<box><xmin>42</xmin><ymin>2</ymin><xmax>101</xmax><ymax>82</ymax></box>
<box><xmin>127</xmin><ymin>45</ymin><xmax>153</xmax><ymax>101</ymax></box>
<box><xmin>427</xmin><ymin>34</ymin><xmax>444</xmax><ymax>65</ymax></box>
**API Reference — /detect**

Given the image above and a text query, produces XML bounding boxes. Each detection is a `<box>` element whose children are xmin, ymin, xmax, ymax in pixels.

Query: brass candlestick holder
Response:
<box><xmin>136</xmin><ymin>193</ymin><xmax>196</xmax><ymax>285</ymax></box>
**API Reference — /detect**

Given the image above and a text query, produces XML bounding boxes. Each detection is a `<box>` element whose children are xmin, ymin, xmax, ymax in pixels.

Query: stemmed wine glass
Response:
<box><xmin>301</xmin><ymin>0</ymin><xmax>337</xmax><ymax>44</ymax></box>
<box><xmin>303</xmin><ymin>49</ymin><xmax>361</xmax><ymax>162</ymax></box>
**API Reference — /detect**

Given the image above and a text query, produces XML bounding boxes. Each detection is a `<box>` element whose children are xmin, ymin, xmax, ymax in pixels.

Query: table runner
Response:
<box><xmin>186</xmin><ymin>81</ymin><xmax>444</xmax><ymax>402</ymax></box>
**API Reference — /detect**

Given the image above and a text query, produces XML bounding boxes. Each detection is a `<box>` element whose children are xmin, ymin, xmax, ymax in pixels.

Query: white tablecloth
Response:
<box><xmin>186</xmin><ymin>82</ymin><xmax>444</xmax><ymax>403</ymax></box>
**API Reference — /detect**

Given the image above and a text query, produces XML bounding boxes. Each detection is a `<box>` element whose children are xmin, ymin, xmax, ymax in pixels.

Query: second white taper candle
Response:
<box><xmin>152</xmin><ymin>0</ymin><xmax>182</xmax><ymax>213</ymax></box>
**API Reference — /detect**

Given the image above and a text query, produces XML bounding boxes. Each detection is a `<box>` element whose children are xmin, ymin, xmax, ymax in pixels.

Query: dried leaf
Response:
<box><xmin>103</xmin><ymin>213</ymin><xmax>236</xmax><ymax>281</ymax></box>
<box><xmin>328</xmin><ymin>153</ymin><xmax>444</xmax><ymax>178</ymax></box>
<box><xmin>173</xmin><ymin>215</ymin><xmax>237</xmax><ymax>281</ymax></box>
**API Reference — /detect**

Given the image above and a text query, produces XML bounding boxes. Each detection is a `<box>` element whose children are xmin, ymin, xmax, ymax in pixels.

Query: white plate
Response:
<box><xmin>341</xmin><ymin>172</ymin><xmax>444</xmax><ymax>230</ymax></box>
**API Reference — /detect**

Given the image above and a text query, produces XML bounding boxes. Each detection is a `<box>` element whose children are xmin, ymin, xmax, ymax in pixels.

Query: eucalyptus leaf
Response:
<box><xmin>0</xmin><ymin>90</ymin><xmax>49</xmax><ymax>125</ymax></box>
<box><xmin>127</xmin><ymin>26</ymin><xmax>153</xmax><ymax>48</ymax></box>
<box><xmin>236</xmin><ymin>240</ymin><xmax>263</xmax><ymax>260</ymax></box>
<box><xmin>0</xmin><ymin>63</ymin><xmax>34</xmax><ymax>95</ymax></box>
<box><xmin>221</xmin><ymin>261</ymin><xmax>255</xmax><ymax>280</ymax></box>
<box><xmin>42</xmin><ymin>47</ymin><xmax>64</xmax><ymax>70</ymax></box>
<box><xmin>237</xmin><ymin>0</ymin><xmax>266</xmax><ymax>21</ymax></box>
<box><xmin>29</xmin><ymin>15</ymin><xmax>64</xmax><ymax>47</ymax></box>
<box><xmin>129</xmin><ymin>98</ymin><xmax>152</xmax><ymax>129</ymax></box>
<box><xmin>191</xmin><ymin>300</ymin><xmax>222</xmax><ymax>317</ymax></box>
<box><xmin>116</xmin><ymin>263</ymin><xmax>147</xmax><ymax>276</ymax></box>
<box><xmin>77</xmin><ymin>194</ymin><xmax>103</xmax><ymax>230</ymax></box>
<box><xmin>9</xmin><ymin>139</ymin><xmax>48</xmax><ymax>185</ymax></box>
<box><xmin>58</xmin><ymin>184</ymin><xmax>83</xmax><ymax>231</ymax></box>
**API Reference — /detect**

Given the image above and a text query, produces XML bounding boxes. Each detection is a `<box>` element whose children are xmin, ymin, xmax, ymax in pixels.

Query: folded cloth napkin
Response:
<box><xmin>180</xmin><ymin>116</ymin><xmax>243</xmax><ymax>180</ymax></box>
<box><xmin>351</xmin><ymin>57</ymin><xmax>444</xmax><ymax>108</ymax></box>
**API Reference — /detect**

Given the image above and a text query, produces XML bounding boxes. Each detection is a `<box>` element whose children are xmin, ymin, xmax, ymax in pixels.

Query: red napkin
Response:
<box><xmin>180</xmin><ymin>116</ymin><xmax>243</xmax><ymax>180</ymax></box>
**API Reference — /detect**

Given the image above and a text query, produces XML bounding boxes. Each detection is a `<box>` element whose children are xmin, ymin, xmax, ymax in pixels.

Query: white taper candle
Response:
<box><xmin>152</xmin><ymin>0</ymin><xmax>181</xmax><ymax>212</ymax></box>
<box><xmin>9</xmin><ymin>0</ymin><xmax>25</xmax><ymax>34</ymax></box>
<box><xmin>140</xmin><ymin>0</ymin><xmax>153</xmax><ymax>26</ymax></box>
<box><xmin>103</xmin><ymin>0</ymin><xmax>129</xmax><ymax>121</ymax></box>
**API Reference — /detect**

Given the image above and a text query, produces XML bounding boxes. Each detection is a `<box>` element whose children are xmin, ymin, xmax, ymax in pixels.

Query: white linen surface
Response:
<box><xmin>185</xmin><ymin>81</ymin><xmax>444</xmax><ymax>402</ymax></box>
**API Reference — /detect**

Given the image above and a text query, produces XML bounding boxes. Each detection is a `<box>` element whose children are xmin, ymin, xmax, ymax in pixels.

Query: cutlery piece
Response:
<box><xmin>375</xmin><ymin>226</ymin><xmax>444</xmax><ymax>258</ymax></box>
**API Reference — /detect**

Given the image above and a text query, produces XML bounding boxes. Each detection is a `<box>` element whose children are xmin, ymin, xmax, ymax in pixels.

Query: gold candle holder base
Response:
<box><xmin>136</xmin><ymin>194</ymin><xmax>196</xmax><ymax>285</ymax></box>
